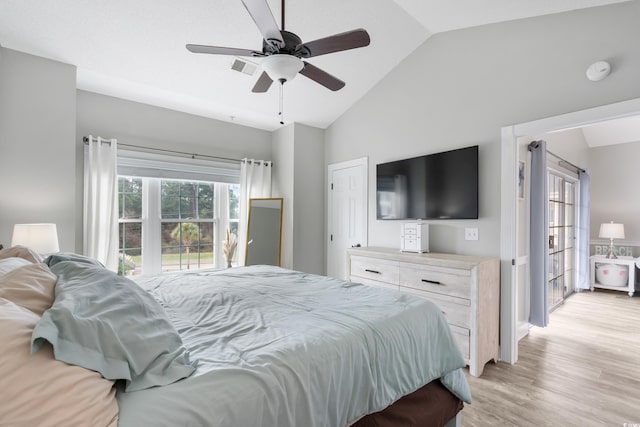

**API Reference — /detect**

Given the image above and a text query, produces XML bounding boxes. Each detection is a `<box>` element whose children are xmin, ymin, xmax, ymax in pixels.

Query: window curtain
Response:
<box><xmin>83</xmin><ymin>136</ymin><xmax>119</xmax><ymax>271</ymax></box>
<box><xmin>237</xmin><ymin>159</ymin><xmax>272</xmax><ymax>266</ymax></box>
<box><xmin>529</xmin><ymin>140</ymin><xmax>549</xmax><ymax>327</ymax></box>
<box><xmin>576</xmin><ymin>170</ymin><xmax>591</xmax><ymax>290</ymax></box>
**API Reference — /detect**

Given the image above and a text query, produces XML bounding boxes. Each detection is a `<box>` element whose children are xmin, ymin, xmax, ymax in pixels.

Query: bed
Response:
<box><xmin>0</xmin><ymin>246</ymin><xmax>471</xmax><ymax>427</ymax></box>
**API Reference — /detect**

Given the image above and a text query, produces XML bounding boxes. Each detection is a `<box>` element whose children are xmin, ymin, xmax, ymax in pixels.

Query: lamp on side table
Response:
<box><xmin>599</xmin><ymin>221</ymin><xmax>625</xmax><ymax>259</ymax></box>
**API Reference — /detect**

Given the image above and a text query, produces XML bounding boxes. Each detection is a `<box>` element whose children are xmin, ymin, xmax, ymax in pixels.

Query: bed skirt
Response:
<box><xmin>353</xmin><ymin>379</ymin><xmax>463</xmax><ymax>427</ymax></box>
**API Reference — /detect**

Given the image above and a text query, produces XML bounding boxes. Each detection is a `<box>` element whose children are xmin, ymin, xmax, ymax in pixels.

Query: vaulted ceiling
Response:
<box><xmin>0</xmin><ymin>0</ymin><xmax>631</xmax><ymax>131</ymax></box>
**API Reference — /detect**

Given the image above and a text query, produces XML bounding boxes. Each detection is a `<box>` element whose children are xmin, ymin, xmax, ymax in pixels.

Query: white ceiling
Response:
<box><xmin>582</xmin><ymin>114</ymin><xmax>640</xmax><ymax>147</ymax></box>
<box><xmin>0</xmin><ymin>0</ymin><xmax>631</xmax><ymax>131</ymax></box>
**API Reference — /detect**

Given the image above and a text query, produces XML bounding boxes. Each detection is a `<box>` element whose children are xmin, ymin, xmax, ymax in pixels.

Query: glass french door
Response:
<box><xmin>548</xmin><ymin>171</ymin><xmax>577</xmax><ymax>310</ymax></box>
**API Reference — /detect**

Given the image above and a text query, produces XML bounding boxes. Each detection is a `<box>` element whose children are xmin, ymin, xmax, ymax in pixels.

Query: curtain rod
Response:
<box><xmin>528</xmin><ymin>140</ymin><xmax>585</xmax><ymax>173</ymax></box>
<box><xmin>82</xmin><ymin>136</ymin><xmax>270</xmax><ymax>165</ymax></box>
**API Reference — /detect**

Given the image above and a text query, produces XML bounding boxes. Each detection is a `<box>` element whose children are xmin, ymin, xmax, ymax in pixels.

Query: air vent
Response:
<box><xmin>231</xmin><ymin>59</ymin><xmax>258</xmax><ymax>76</ymax></box>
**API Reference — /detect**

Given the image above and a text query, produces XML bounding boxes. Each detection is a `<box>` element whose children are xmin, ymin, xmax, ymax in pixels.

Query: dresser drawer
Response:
<box><xmin>351</xmin><ymin>275</ymin><xmax>399</xmax><ymax>292</ymax></box>
<box><xmin>402</xmin><ymin>287</ymin><xmax>470</xmax><ymax>329</ymax></box>
<box><xmin>350</xmin><ymin>256</ymin><xmax>399</xmax><ymax>285</ymax></box>
<box><xmin>399</xmin><ymin>263</ymin><xmax>471</xmax><ymax>299</ymax></box>
<box><xmin>449</xmin><ymin>324</ymin><xmax>470</xmax><ymax>361</ymax></box>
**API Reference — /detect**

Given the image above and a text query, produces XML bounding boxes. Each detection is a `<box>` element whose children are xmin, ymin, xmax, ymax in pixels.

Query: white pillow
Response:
<box><xmin>0</xmin><ymin>257</ymin><xmax>33</xmax><ymax>276</ymax></box>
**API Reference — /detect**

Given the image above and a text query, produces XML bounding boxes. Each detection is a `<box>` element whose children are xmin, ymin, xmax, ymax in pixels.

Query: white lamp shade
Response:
<box><xmin>11</xmin><ymin>223</ymin><xmax>60</xmax><ymax>254</ymax></box>
<box><xmin>599</xmin><ymin>222</ymin><xmax>625</xmax><ymax>239</ymax></box>
<box><xmin>262</xmin><ymin>54</ymin><xmax>303</xmax><ymax>83</ymax></box>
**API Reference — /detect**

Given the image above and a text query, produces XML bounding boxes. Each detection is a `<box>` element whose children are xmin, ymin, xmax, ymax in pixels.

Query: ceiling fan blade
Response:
<box><xmin>186</xmin><ymin>44</ymin><xmax>261</xmax><ymax>57</ymax></box>
<box><xmin>252</xmin><ymin>71</ymin><xmax>273</xmax><ymax>93</ymax></box>
<box><xmin>297</xmin><ymin>29</ymin><xmax>370</xmax><ymax>58</ymax></box>
<box><xmin>241</xmin><ymin>0</ymin><xmax>284</xmax><ymax>50</ymax></box>
<box><xmin>299</xmin><ymin>61</ymin><xmax>345</xmax><ymax>91</ymax></box>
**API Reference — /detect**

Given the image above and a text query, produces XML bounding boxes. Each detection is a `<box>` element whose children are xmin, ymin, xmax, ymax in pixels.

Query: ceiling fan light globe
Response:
<box><xmin>262</xmin><ymin>54</ymin><xmax>303</xmax><ymax>83</ymax></box>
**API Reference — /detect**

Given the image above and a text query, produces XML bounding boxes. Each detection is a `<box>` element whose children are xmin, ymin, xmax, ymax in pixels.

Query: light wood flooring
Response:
<box><xmin>461</xmin><ymin>290</ymin><xmax>640</xmax><ymax>426</ymax></box>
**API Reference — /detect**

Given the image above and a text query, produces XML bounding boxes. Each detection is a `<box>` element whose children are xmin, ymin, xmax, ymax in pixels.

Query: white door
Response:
<box><xmin>327</xmin><ymin>158</ymin><xmax>368</xmax><ymax>280</ymax></box>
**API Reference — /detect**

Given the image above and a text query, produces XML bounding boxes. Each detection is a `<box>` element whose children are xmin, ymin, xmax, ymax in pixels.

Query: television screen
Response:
<box><xmin>376</xmin><ymin>145</ymin><xmax>478</xmax><ymax>220</ymax></box>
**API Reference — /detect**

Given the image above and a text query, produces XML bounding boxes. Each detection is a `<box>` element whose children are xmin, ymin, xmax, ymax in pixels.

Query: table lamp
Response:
<box><xmin>11</xmin><ymin>223</ymin><xmax>60</xmax><ymax>255</ymax></box>
<box><xmin>599</xmin><ymin>221</ymin><xmax>625</xmax><ymax>259</ymax></box>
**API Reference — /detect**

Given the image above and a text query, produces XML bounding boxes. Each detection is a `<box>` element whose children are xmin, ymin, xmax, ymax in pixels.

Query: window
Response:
<box><xmin>117</xmin><ymin>177</ymin><xmax>238</xmax><ymax>275</ymax></box>
<box><xmin>160</xmin><ymin>180</ymin><xmax>215</xmax><ymax>272</ymax></box>
<box><xmin>228</xmin><ymin>184</ymin><xmax>240</xmax><ymax>233</ymax></box>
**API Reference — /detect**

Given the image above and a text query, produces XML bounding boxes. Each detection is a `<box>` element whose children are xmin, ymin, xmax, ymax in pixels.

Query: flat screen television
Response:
<box><xmin>376</xmin><ymin>145</ymin><xmax>478</xmax><ymax>220</ymax></box>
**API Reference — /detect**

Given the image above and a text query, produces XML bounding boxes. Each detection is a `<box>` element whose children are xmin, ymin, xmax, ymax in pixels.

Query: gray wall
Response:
<box><xmin>76</xmin><ymin>90</ymin><xmax>272</xmax><ymax>160</ymax></box>
<box><xmin>76</xmin><ymin>90</ymin><xmax>273</xmax><ymax>251</ymax></box>
<box><xmin>325</xmin><ymin>1</ymin><xmax>640</xmax><ymax>258</ymax></box>
<box><xmin>272</xmin><ymin>123</ymin><xmax>324</xmax><ymax>274</ymax></box>
<box><xmin>589</xmin><ymin>141</ymin><xmax>640</xmax><ymax>242</ymax></box>
<box><xmin>0</xmin><ymin>48</ymin><xmax>77</xmax><ymax>251</ymax></box>
<box><xmin>272</xmin><ymin>124</ymin><xmax>295</xmax><ymax>269</ymax></box>
<box><xmin>292</xmin><ymin>124</ymin><xmax>324</xmax><ymax>274</ymax></box>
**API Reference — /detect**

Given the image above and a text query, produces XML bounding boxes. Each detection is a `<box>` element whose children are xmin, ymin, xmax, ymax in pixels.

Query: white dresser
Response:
<box><xmin>346</xmin><ymin>246</ymin><xmax>500</xmax><ymax>377</ymax></box>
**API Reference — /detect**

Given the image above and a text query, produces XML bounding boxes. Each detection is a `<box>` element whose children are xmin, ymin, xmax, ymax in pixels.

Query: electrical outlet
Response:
<box><xmin>465</xmin><ymin>228</ymin><xmax>479</xmax><ymax>241</ymax></box>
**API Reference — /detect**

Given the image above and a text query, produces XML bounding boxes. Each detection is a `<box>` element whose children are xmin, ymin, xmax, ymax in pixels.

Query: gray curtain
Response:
<box><xmin>576</xmin><ymin>170</ymin><xmax>591</xmax><ymax>289</ymax></box>
<box><xmin>529</xmin><ymin>140</ymin><xmax>549</xmax><ymax>327</ymax></box>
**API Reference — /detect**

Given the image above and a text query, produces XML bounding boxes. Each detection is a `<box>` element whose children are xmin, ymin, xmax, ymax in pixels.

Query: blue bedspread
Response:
<box><xmin>117</xmin><ymin>265</ymin><xmax>471</xmax><ymax>427</ymax></box>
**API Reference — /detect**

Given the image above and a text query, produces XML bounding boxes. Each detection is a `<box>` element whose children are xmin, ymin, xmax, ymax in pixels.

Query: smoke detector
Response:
<box><xmin>586</xmin><ymin>61</ymin><xmax>611</xmax><ymax>82</ymax></box>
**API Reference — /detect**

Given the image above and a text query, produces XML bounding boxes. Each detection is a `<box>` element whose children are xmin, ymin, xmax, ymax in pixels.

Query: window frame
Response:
<box><xmin>118</xmin><ymin>176</ymin><xmax>238</xmax><ymax>275</ymax></box>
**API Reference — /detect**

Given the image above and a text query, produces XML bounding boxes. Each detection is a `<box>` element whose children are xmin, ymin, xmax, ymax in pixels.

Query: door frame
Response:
<box><xmin>500</xmin><ymin>97</ymin><xmax>640</xmax><ymax>364</ymax></box>
<box><xmin>327</xmin><ymin>157</ymin><xmax>368</xmax><ymax>279</ymax></box>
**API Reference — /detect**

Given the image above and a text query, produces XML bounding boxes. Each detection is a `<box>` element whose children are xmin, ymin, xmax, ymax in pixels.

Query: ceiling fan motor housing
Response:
<box><xmin>263</xmin><ymin>30</ymin><xmax>309</xmax><ymax>57</ymax></box>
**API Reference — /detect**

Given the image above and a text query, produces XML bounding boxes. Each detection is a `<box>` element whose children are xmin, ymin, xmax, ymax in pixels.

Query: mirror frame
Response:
<box><xmin>245</xmin><ymin>197</ymin><xmax>284</xmax><ymax>267</ymax></box>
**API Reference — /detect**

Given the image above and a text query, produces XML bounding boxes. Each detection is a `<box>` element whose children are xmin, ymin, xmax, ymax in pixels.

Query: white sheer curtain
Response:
<box><xmin>237</xmin><ymin>159</ymin><xmax>272</xmax><ymax>266</ymax></box>
<box><xmin>83</xmin><ymin>136</ymin><xmax>119</xmax><ymax>271</ymax></box>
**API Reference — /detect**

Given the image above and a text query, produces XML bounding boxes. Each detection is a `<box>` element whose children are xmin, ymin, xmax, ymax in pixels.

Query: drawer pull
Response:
<box><xmin>365</xmin><ymin>269</ymin><xmax>381</xmax><ymax>274</ymax></box>
<box><xmin>421</xmin><ymin>279</ymin><xmax>443</xmax><ymax>285</ymax></box>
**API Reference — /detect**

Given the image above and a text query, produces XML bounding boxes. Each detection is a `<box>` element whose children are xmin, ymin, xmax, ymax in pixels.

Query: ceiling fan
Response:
<box><xmin>186</xmin><ymin>0</ymin><xmax>370</xmax><ymax>93</ymax></box>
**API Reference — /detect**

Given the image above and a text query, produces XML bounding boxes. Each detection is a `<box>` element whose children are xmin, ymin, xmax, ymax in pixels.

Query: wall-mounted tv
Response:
<box><xmin>376</xmin><ymin>145</ymin><xmax>478</xmax><ymax>220</ymax></box>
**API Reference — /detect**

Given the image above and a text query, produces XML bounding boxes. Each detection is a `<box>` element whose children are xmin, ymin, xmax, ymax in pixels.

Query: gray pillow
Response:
<box><xmin>31</xmin><ymin>259</ymin><xmax>197</xmax><ymax>392</ymax></box>
<box><xmin>44</xmin><ymin>252</ymin><xmax>104</xmax><ymax>268</ymax></box>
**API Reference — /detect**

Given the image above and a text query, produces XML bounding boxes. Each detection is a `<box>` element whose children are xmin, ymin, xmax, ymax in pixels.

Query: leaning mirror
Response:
<box><xmin>245</xmin><ymin>198</ymin><xmax>283</xmax><ymax>266</ymax></box>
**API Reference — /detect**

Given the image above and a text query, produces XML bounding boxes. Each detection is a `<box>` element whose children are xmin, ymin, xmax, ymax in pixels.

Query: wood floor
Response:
<box><xmin>460</xmin><ymin>290</ymin><xmax>640</xmax><ymax>426</ymax></box>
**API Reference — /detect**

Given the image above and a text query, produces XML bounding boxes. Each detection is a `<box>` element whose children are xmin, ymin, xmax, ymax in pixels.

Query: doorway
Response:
<box><xmin>500</xmin><ymin>97</ymin><xmax>640</xmax><ymax>364</ymax></box>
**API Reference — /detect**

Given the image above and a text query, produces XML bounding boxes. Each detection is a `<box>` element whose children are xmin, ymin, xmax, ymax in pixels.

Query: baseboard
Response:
<box><xmin>517</xmin><ymin>321</ymin><xmax>530</xmax><ymax>341</ymax></box>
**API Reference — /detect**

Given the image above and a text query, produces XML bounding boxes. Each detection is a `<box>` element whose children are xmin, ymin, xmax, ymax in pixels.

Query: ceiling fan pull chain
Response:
<box><xmin>279</xmin><ymin>80</ymin><xmax>285</xmax><ymax>125</ymax></box>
